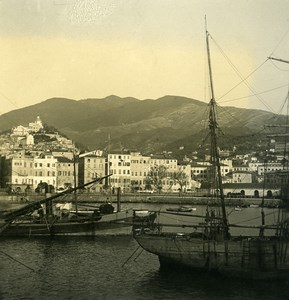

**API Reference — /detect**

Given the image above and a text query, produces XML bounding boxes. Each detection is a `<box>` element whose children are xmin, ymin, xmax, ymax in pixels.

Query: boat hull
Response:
<box><xmin>1</xmin><ymin>210</ymin><xmax>134</xmax><ymax>237</ymax></box>
<box><xmin>134</xmin><ymin>232</ymin><xmax>289</xmax><ymax>279</ymax></box>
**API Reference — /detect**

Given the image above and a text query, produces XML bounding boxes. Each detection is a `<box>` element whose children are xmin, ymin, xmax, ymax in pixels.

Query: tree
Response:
<box><xmin>145</xmin><ymin>165</ymin><xmax>168</xmax><ymax>193</ymax></box>
<box><xmin>171</xmin><ymin>170</ymin><xmax>188</xmax><ymax>194</ymax></box>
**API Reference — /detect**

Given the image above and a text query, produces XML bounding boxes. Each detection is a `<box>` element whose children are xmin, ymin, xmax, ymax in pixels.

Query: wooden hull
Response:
<box><xmin>134</xmin><ymin>232</ymin><xmax>289</xmax><ymax>279</ymax></box>
<box><xmin>1</xmin><ymin>210</ymin><xmax>134</xmax><ymax>237</ymax></box>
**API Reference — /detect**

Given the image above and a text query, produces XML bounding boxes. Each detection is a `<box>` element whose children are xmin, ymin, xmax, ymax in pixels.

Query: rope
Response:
<box><xmin>0</xmin><ymin>249</ymin><xmax>36</xmax><ymax>272</ymax></box>
<box><xmin>269</xmin><ymin>27</ymin><xmax>289</xmax><ymax>57</ymax></box>
<box><xmin>121</xmin><ymin>245</ymin><xmax>142</xmax><ymax>267</ymax></box>
<box><xmin>209</xmin><ymin>34</ymin><xmax>275</xmax><ymax>113</ymax></box>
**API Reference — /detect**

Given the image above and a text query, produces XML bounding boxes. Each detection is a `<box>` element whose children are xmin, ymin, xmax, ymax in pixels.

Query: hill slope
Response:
<box><xmin>0</xmin><ymin>95</ymin><xmax>279</xmax><ymax>156</ymax></box>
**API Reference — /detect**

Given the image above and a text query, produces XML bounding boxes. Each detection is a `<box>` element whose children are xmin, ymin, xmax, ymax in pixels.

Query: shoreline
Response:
<box><xmin>0</xmin><ymin>192</ymin><xmax>281</xmax><ymax>209</ymax></box>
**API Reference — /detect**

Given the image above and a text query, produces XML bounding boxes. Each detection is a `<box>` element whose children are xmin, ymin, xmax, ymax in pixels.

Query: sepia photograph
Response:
<box><xmin>1</xmin><ymin>1</ymin><xmax>289</xmax><ymax>299</ymax></box>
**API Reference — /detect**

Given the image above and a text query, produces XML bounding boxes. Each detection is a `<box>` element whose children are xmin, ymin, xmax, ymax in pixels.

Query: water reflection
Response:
<box><xmin>1</xmin><ymin>234</ymin><xmax>289</xmax><ymax>299</ymax></box>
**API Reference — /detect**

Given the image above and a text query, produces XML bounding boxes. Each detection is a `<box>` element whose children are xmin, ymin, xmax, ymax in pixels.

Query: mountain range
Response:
<box><xmin>0</xmin><ymin>95</ymin><xmax>282</xmax><ymax>158</ymax></box>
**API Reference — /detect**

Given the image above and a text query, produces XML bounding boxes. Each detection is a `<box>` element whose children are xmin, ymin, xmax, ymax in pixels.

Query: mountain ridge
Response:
<box><xmin>0</xmin><ymin>95</ymin><xmax>280</xmax><ymax>157</ymax></box>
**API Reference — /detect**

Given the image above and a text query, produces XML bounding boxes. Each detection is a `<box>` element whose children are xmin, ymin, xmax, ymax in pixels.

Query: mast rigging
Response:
<box><xmin>205</xmin><ymin>24</ymin><xmax>229</xmax><ymax>239</ymax></box>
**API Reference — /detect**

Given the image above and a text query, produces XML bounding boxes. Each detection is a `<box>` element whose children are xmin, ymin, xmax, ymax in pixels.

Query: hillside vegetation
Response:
<box><xmin>0</xmin><ymin>95</ymin><xmax>281</xmax><ymax>157</ymax></box>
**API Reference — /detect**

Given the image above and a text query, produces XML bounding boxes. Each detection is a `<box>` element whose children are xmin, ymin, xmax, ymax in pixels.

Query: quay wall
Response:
<box><xmin>0</xmin><ymin>192</ymin><xmax>281</xmax><ymax>207</ymax></box>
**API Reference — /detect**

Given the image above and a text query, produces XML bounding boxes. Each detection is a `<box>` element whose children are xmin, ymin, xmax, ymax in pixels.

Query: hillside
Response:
<box><xmin>0</xmin><ymin>95</ymin><xmax>281</xmax><ymax>157</ymax></box>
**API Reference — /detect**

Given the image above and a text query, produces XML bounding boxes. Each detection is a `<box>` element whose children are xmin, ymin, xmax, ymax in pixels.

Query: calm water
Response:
<box><xmin>1</xmin><ymin>236</ymin><xmax>289</xmax><ymax>300</ymax></box>
<box><xmin>1</xmin><ymin>203</ymin><xmax>289</xmax><ymax>299</ymax></box>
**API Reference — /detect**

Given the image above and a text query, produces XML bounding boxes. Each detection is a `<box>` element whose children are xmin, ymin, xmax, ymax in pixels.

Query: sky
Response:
<box><xmin>0</xmin><ymin>0</ymin><xmax>289</xmax><ymax>115</ymax></box>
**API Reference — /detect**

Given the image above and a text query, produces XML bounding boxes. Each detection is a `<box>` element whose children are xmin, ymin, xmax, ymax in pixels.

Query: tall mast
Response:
<box><xmin>73</xmin><ymin>147</ymin><xmax>78</xmax><ymax>218</ymax></box>
<box><xmin>205</xmin><ymin>22</ymin><xmax>230</xmax><ymax>238</ymax></box>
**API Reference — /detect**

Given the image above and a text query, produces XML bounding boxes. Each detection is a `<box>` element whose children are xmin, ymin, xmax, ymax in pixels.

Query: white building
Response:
<box><xmin>33</xmin><ymin>154</ymin><xmax>57</xmax><ymax>188</ymax></box>
<box><xmin>109</xmin><ymin>152</ymin><xmax>131</xmax><ymax>192</ymax></box>
<box><xmin>28</xmin><ymin>116</ymin><xmax>43</xmax><ymax>133</ymax></box>
<box><xmin>11</xmin><ymin>125</ymin><xmax>29</xmax><ymax>136</ymax></box>
<box><xmin>130</xmin><ymin>152</ymin><xmax>151</xmax><ymax>191</ymax></box>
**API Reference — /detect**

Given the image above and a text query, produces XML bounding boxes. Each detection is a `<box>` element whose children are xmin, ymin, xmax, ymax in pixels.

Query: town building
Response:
<box><xmin>56</xmin><ymin>156</ymin><xmax>78</xmax><ymax>190</ymax></box>
<box><xmin>109</xmin><ymin>152</ymin><xmax>131</xmax><ymax>193</ymax></box>
<box><xmin>78</xmin><ymin>154</ymin><xmax>106</xmax><ymax>192</ymax></box>
<box><xmin>130</xmin><ymin>152</ymin><xmax>151</xmax><ymax>192</ymax></box>
<box><xmin>33</xmin><ymin>154</ymin><xmax>57</xmax><ymax>189</ymax></box>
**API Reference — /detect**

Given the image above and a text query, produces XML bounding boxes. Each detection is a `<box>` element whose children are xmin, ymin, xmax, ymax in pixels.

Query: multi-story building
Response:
<box><xmin>109</xmin><ymin>152</ymin><xmax>131</xmax><ymax>193</ymax></box>
<box><xmin>232</xmin><ymin>171</ymin><xmax>253</xmax><ymax>183</ymax></box>
<box><xmin>78</xmin><ymin>154</ymin><xmax>106</xmax><ymax>192</ymax></box>
<box><xmin>2</xmin><ymin>151</ymin><xmax>34</xmax><ymax>192</ymax></box>
<box><xmin>56</xmin><ymin>156</ymin><xmax>78</xmax><ymax>189</ymax></box>
<box><xmin>130</xmin><ymin>152</ymin><xmax>151</xmax><ymax>191</ymax></box>
<box><xmin>257</xmin><ymin>162</ymin><xmax>283</xmax><ymax>176</ymax></box>
<box><xmin>11</xmin><ymin>116</ymin><xmax>43</xmax><ymax>137</ymax></box>
<box><xmin>28</xmin><ymin>116</ymin><xmax>43</xmax><ymax>133</ymax></box>
<box><xmin>33</xmin><ymin>154</ymin><xmax>57</xmax><ymax>189</ymax></box>
<box><xmin>191</xmin><ymin>161</ymin><xmax>211</xmax><ymax>182</ymax></box>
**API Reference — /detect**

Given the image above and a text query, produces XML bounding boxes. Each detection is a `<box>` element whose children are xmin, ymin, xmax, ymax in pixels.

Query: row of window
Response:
<box><xmin>111</xmin><ymin>169</ymin><xmax>130</xmax><ymax>175</ymax></box>
<box><xmin>14</xmin><ymin>178</ymin><xmax>56</xmax><ymax>185</ymax></box>
<box><xmin>131</xmin><ymin>160</ymin><xmax>148</xmax><ymax>164</ymax></box>
<box><xmin>35</xmin><ymin>171</ymin><xmax>56</xmax><ymax>176</ymax></box>
<box><xmin>14</xmin><ymin>162</ymin><xmax>57</xmax><ymax>168</ymax></box>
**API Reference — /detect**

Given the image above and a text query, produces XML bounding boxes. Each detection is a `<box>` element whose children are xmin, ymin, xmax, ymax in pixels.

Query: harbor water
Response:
<box><xmin>1</xmin><ymin>203</ymin><xmax>289</xmax><ymax>299</ymax></box>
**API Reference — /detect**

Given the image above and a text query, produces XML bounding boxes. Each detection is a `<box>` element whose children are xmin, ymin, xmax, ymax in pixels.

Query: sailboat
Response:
<box><xmin>133</xmin><ymin>27</ymin><xmax>289</xmax><ymax>279</ymax></box>
<box><xmin>0</xmin><ymin>175</ymin><xmax>134</xmax><ymax>237</ymax></box>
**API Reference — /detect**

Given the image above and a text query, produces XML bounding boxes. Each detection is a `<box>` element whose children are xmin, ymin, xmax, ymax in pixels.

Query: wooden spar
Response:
<box><xmin>3</xmin><ymin>174</ymin><xmax>112</xmax><ymax>222</ymax></box>
<box><xmin>73</xmin><ymin>150</ymin><xmax>78</xmax><ymax>217</ymax></box>
<box><xmin>117</xmin><ymin>187</ymin><xmax>121</xmax><ymax>212</ymax></box>
<box><xmin>205</xmin><ymin>25</ymin><xmax>230</xmax><ymax>239</ymax></box>
<box><xmin>268</xmin><ymin>56</ymin><xmax>289</xmax><ymax>64</ymax></box>
<box><xmin>161</xmin><ymin>211</ymin><xmax>223</xmax><ymax>220</ymax></box>
<box><xmin>129</xmin><ymin>220</ymin><xmax>280</xmax><ymax>230</ymax></box>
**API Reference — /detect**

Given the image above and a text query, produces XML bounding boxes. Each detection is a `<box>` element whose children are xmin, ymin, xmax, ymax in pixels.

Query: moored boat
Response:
<box><xmin>0</xmin><ymin>175</ymin><xmax>134</xmax><ymax>237</ymax></box>
<box><xmin>166</xmin><ymin>206</ymin><xmax>195</xmax><ymax>213</ymax></box>
<box><xmin>133</xmin><ymin>24</ymin><xmax>289</xmax><ymax>279</ymax></box>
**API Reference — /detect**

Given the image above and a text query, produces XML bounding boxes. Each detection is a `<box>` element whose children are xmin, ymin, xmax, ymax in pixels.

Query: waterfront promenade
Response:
<box><xmin>0</xmin><ymin>191</ymin><xmax>281</xmax><ymax>209</ymax></box>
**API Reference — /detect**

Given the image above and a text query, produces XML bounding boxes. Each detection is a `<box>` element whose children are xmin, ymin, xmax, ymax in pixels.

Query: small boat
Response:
<box><xmin>249</xmin><ymin>204</ymin><xmax>260</xmax><ymax>208</ymax></box>
<box><xmin>234</xmin><ymin>206</ymin><xmax>242</xmax><ymax>211</ymax></box>
<box><xmin>166</xmin><ymin>206</ymin><xmax>195</xmax><ymax>213</ymax></box>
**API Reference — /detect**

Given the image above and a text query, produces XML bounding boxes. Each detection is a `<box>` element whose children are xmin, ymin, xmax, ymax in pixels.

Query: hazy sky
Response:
<box><xmin>0</xmin><ymin>0</ymin><xmax>289</xmax><ymax>115</ymax></box>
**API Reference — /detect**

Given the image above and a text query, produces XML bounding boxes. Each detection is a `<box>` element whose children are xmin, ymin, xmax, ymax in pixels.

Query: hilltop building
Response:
<box><xmin>11</xmin><ymin>116</ymin><xmax>43</xmax><ymax>136</ymax></box>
